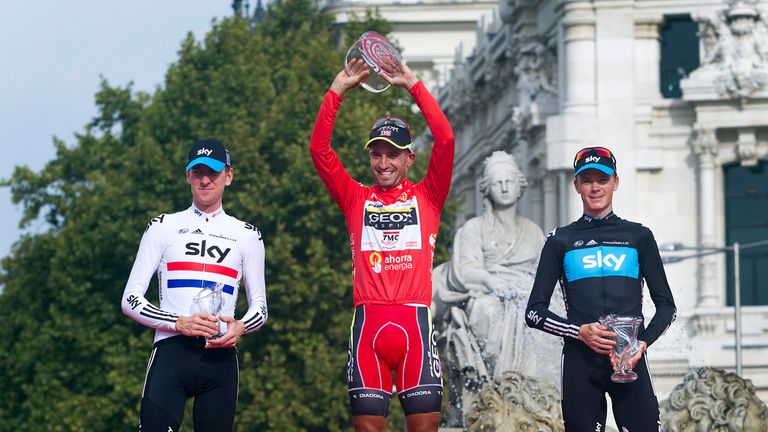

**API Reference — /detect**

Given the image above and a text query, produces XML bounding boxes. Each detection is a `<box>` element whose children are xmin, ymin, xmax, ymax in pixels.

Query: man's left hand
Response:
<box><xmin>610</xmin><ymin>341</ymin><xmax>647</xmax><ymax>372</ymax></box>
<box><xmin>379</xmin><ymin>57</ymin><xmax>418</xmax><ymax>89</ymax></box>
<box><xmin>205</xmin><ymin>316</ymin><xmax>245</xmax><ymax>349</ymax></box>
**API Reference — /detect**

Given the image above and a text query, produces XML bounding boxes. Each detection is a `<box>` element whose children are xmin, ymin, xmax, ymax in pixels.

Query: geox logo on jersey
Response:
<box><xmin>364</xmin><ymin>208</ymin><xmax>418</xmax><ymax>230</ymax></box>
<box><xmin>185</xmin><ymin>240</ymin><xmax>231</xmax><ymax>263</ymax></box>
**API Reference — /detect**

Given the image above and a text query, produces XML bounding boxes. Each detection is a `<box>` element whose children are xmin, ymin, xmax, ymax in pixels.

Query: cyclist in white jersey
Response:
<box><xmin>121</xmin><ymin>138</ymin><xmax>267</xmax><ymax>432</ymax></box>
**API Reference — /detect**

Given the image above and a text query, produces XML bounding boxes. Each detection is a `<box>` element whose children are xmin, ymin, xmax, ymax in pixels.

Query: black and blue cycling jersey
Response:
<box><xmin>525</xmin><ymin>212</ymin><xmax>677</xmax><ymax>348</ymax></box>
<box><xmin>526</xmin><ymin>211</ymin><xmax>677</xmax><ymax>430</ymax></box>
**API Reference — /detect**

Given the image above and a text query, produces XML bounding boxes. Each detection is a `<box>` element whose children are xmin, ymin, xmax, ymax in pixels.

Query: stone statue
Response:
<box><xmin>513</xmin><ymin>37</ymin><xmax>557</xmax><ymax>110</ymax></box>
<box><xmin>694</xmin><ymin>0</ymin><xmax>768</xmax><ymax>100</ymax></box>
<box><xmin>432</xmin><ymin>151</ymin><xmax>563</xmax><ymax>424</ymax></box>
<box><xmin>464</xmin><ymin>371</ymin><xmax>564</xmax><ymax>432</ymax></box>
<box><xmin>660</xmin><ymin>367</ymin><xmax>768</xmax><ymax>432</ymax></box>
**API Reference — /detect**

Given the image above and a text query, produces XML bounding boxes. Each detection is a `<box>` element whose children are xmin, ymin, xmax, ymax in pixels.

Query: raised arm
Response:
<box><xmin>380</xmin><ymin>60</ymin><xmax>455</xmax><ymax>209</ymax></box>
<box><xmin>309</xmin><ymin>60</ymin><xmax>369</xmax><ymax>211</ymax></box>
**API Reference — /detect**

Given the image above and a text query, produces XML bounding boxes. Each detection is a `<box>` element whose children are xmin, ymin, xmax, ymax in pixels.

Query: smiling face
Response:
<box><xmin>368</xmin><ymin>140</ymin><xmax>415</xmax><ymax>189</ymax></box>
<box><xmin>574</xmin><ymin>169</ymin><xmax>619</xmax><ymax>218</ymax></box>
<box><xmin>186</xmin><ymin>165</ymin><xmax>233</xmax><ymax>212</ymax></box>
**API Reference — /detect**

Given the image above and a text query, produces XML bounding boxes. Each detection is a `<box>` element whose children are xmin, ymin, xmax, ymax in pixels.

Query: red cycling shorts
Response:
<box><xmin>347</xmin><ymin>303</ymin><xmax>443</xmax><ymax>417</ymax></box>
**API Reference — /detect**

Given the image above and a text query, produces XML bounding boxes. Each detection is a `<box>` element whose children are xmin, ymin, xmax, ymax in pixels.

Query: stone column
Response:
<box><xmin>559</xmin><ymin>171</ymin><xmax>574</xmax><ymax>226</ymax></box>
<box><xmin>634</xmin><ymin>18</ymin><xmax>663</xmax><ymax>101</ymax></box>
<box><xmin>692</xmin><ymin>126</ymin><xmax>720</xmax><ymax>307</ymax></box>
<box><xmin>543</xmin><ymin>174</ymin><xmax>558</xmax><ymax>231</ymax></box>
<box><xmin>634</xmin><ymin>18</ymin><xmax>663</xmax><ymax>155</ymax></box>
<box><xmin>562</xmin><ymin>1</ymin><xmax>596</xmax><ymax>115</ymax></box>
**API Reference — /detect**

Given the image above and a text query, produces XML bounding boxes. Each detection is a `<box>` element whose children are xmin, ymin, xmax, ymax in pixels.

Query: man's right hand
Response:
<box><xmin>330</xmin><ymin>59</ymin><xmax>369</xmax><ymax>96</ymax></box>
<box><xmin>578</xmin><ymin>322</ymin><xmax>616</xmax><ymax>355</ymax></box>
<box><xmin>175</xmin><ymin>312</ymin><xmax>219</xmax><ymax>338</ymax></box>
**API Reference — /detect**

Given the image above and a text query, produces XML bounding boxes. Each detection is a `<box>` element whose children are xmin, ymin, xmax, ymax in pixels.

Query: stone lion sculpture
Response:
<box><xmin>463</xmin><ymin>371</ymin><xmax>564</xmax><ymax>432</ymax></box>
<box><xmin>660</xmin><ymin>367</ymin><xmax>768</xmax><ymax>432</ymax></box>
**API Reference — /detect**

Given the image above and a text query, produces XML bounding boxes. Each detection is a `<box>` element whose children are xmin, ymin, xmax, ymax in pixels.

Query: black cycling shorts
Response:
<box><xmin>561</xmin><ymin>341</ymin><xmax>660</xmax><ymax>432</ymax></box>
<box><xmin>138</xmin><ymin>335</ymin><xmax>238</xmax><ymax>432</ymax></box>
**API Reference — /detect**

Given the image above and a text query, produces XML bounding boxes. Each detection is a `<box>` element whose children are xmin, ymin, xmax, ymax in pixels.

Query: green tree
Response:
<box><xmin>0</xmin><ymin>1</ymin><xmax>454</xmax><ymax>430</ymax></box>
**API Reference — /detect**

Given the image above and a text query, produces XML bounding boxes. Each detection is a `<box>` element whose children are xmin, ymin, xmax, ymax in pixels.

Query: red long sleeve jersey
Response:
<box><xmin>310</xmin><ymin>82</ymin><xmax>455</xmax><ymax>306</ymax></box>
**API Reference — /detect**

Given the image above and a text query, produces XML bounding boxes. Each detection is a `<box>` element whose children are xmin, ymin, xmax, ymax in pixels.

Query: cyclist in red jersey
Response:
<box><xmin>310</xmin><ymin>59</ymin><xmax>454</xmax><ymax>431</ymax></box>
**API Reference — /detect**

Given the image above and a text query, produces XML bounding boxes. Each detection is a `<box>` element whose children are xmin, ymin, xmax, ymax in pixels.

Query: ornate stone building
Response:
<box><xmin>317</xmin><ymin>0</ymin><xmax>499</xmax><ymax>88</ymax></box>
<box><xmin>436</xmin><ymin>0</ymin><xmax>768</xmax><ymax>398</ymax></box>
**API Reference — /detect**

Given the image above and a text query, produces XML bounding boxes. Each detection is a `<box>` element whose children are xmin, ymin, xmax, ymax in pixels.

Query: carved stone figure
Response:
<box><xmin>660</xmin><ymin>367</ymin><xmax>768</xmax><ymax>431</ymax></box>
<box><xmin>694</xmin><ymin>0</ymin><xmax>768</xmax><ymax>100</ymax></box>
<box><xmin>432</xmin><ymin>151</ymin><xmax>563</xmax><ymax>424</ymax></box>
<box><xmin>463</xmin><ymin>371</ymin><xmax>564</xmax><ymax>432</ymax></box>
<box><xmin>513</xmin><ymin>37</ymin><xmax>557</xmax><ymax>110</ymax></box>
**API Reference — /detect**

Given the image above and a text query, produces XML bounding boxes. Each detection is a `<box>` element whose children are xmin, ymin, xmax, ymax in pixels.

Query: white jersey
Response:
<box><xmin>121</xmin><ymin>204</ymin><xmax>267</xmax><ymax>343</ymax></box>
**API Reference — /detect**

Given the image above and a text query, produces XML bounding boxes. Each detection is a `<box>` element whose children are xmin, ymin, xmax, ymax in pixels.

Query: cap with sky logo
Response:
<box><xmin>187</xmin><ymin>139</ymin><xmax>231</xmax><ymax>172</ymax></box>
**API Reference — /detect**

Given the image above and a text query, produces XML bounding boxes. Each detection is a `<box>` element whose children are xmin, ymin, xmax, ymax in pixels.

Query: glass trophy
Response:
<box><xmin>345</xmin><ymin>31</ymin><xmax>404</xmax><ymax>93</ymax></box>
<box><xmin>190</xmin><ymin>282</ymin><xmax>225</xmax><ymax>341</ymax></box>
<box><xmin>599</xmin><ymin>314</ymin><xmax>643</xmax><ymax>383</ymax></box>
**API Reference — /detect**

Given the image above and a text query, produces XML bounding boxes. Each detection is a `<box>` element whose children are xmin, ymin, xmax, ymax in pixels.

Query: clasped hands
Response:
<box><xmin>578</xmin><ymin>322</ymin><xmax>647</xmax><ymax>372</ymax></box>
<box><xmin>175</xmin><ymin>313</ymin><xmax>245</xmax><ymax>349</ymax></box>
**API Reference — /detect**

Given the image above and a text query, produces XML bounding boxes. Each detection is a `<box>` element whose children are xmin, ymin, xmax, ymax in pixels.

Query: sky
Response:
<box><xmin>0</xmin><ymin>1</ymin><xmax>234</xmax><ymax>261</ymax></box>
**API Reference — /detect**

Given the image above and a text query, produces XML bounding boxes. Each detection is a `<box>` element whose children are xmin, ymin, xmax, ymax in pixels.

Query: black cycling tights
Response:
<box><xmin>139</xmin><ymin>336</ymin><xmax>238</xmax><ymax>432</ymax></box>
<box><xmin>561</xmin><ymin>344</ymin><xmax>660</xmax><ymax>432</ymax></box>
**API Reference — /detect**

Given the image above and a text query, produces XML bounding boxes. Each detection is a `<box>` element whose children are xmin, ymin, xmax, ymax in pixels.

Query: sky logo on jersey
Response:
<box><xmin>564</xmin><ymin>246</ymin><xmax>639</xmax><ymax>281</ymax></box>
<box><xmin>583</xmin><ymin>250</ymin><xmax>625</xmax><ymax>270</ymax></box>
<box><xmin>185</xmin><ymin>240</ymin><xmax>230</xmax><ymax>263</ymax></box>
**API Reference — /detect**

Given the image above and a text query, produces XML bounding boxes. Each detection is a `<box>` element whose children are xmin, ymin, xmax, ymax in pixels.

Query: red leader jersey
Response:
<box><xmin>310</xmin><ymin>81</ymin><xmax>455</xmax><ymax>307</ymax></box>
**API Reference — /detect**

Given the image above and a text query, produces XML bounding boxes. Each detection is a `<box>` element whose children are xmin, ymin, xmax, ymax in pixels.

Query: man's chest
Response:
<box><xmin>355</xmin><ymin>191</ymin><xmax>432</xmax><ymax>252</ymax></box>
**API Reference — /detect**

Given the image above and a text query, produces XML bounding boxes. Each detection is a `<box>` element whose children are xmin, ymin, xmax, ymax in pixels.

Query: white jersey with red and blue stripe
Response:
<box><xmin>121</xmin><ymin>204</ymin><xmax>267</xmax><ymax>343</ymax></box>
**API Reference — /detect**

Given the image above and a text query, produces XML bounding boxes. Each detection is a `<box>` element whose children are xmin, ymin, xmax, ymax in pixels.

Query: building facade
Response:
<box><xmin>317</xmin><ymin>0</ymin><xmax>499</xmax><ymax>88</ymax></box>
<box><xmin>436</xmin><ymin>0</ymin><xmax>768</xmax><ymax>397</ymax></box>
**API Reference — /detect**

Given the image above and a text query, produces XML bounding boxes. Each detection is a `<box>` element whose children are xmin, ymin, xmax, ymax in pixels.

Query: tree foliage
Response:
<box><xmin>0</xmin><ymin>1</ymin><xmax>453</xmax><ymax>430</ymax></box>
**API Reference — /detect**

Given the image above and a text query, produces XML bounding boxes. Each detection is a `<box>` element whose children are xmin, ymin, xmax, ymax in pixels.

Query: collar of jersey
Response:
<box><xmin>190</xmin><ymin>203</ymin><xmax>226</xmax><ymax>219</ymax></box>
<box><xmin>580</xmin><ymin>211</ymin><xmax>616</xmax><ymax>224</ymax></box>
<box><xmin>371</xmin><ymin>179</ymin><xmax>413</xmax><ymax>196</ymax></box>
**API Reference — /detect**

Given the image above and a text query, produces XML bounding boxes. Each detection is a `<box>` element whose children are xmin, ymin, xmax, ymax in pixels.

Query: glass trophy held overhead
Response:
<box><xmin>345</xmin><ymin>31</ymin><xmax>404</xmax><ymax>93</ymax></box>
<box><xmin>599</xmin><ymin>314</ymin><xmax>643</xmax><ymax>383</ymax></box>
<box><xmin>190</xmin><ymin>282</ymin><xmax>225</xmax><ymax>342</ymax></box>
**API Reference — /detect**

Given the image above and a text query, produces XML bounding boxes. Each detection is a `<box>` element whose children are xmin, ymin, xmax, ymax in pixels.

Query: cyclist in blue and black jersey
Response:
<box><xmin>525</xmin><ymin>146</ymin><xmax>676</xmax><ymax>431</ymax></box>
